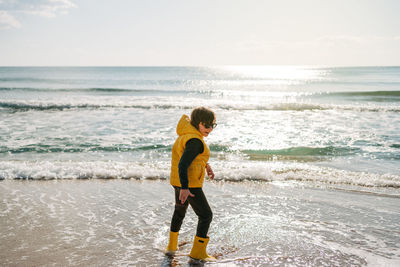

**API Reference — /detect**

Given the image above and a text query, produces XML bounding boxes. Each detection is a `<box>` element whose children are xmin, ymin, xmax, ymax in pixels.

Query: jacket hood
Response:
<box><xmin>176</xmin><ymin>115</ymin><xmax>203</xmax><ymax>138</ymax></box>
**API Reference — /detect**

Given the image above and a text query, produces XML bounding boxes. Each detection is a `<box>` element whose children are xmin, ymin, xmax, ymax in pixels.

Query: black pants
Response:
<box><xmin>170</xmin><ymin>187</ymin><xmax>213</xmax><ymax>238</ymax></box>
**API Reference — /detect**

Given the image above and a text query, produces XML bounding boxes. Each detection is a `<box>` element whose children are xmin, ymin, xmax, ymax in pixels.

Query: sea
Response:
<box><xmin>0</xmin><ymin>66</ymin><xmax>399</xmax><ymax>266</ymax></box>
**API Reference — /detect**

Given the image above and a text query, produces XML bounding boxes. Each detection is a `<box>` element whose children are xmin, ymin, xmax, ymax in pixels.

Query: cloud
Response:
<box><xmin>0</xmin><ymin>0</ymin><xmax>76</xmax><ymax>28</ymax></box>
<box><xmin>0</xmin><ymin>10</ymin><xmax>21</xmax><ymax>29</ymax></box>
<box><xmin>19</xmin><ymin>0</ymin><xmax>77</xmax><ymax>18</ymax></box>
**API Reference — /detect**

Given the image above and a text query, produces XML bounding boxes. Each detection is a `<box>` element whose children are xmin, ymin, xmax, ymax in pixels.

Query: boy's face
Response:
<box><xmin>198</xmin><ymin>120</ymin><xmax>216</xmax><ymax>137</ymax></box>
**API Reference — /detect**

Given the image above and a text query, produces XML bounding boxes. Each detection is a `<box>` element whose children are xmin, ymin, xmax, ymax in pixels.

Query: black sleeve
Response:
<box><xmin>178</xmin><ymin>138</ymin><xmax>204</xmax><ymax>189</ymax></box>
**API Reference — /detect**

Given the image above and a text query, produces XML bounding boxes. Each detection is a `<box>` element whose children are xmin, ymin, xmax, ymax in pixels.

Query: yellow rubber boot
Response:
<box><xmin>165</xmin><ymin>231</ymin><xmax>179</xmax><ymax>255</ymax></box>
<box><xmin>189</xmin><ymin>236</ymin><xmax>216</xmax><ymax>261</ymax></box>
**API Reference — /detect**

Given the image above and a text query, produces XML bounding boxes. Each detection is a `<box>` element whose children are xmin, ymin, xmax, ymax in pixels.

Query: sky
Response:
<box><xmin>0</xmin><ymin>0</ymin><xmax>399</xmax><ymax>66</ymax></box>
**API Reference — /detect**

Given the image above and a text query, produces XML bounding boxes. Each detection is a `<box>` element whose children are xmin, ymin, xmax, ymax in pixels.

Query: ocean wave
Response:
<box><xmin>0</xmin><ymin>87</ymin><xmax>194</xmax><ymax>93</ymax></box>
<box><xmin>1</xmin><ymin>143</ymin><xmax>235</xmax><ymax>155</ymax></box>
<box><xmin>0</xmin><ymin>144</ymin><xmax>171</xmax><ymax>154</ymax></box>
<box><xmin>1</xmin><ymin>100</ymin><xmax>400</xmax><ymax>112</ymax></box>
<box><xmin>328</xmin><ymin>90</ymin><xmax>400</xmax><ymax>97</ymax></box>
<box><xmin>3</xmin><ymin>144</ymin><xmax>397</xmax><ymax>162</ymax></box>
<box><xmin>0</xmin><ymin>78</ymin><xmax>210</xmax><ymax>86</ymax></box>
<box><xmin>2</xmin><ymin>87</ymin><xmax>400</xmax><ymax>96</ymax></box>
<box><xmin>0</xmin><ymin>87</ymin><xmax>136</xmax><ymax>92</ymax></box>
<box><xmin>242</xmin><ymin>146</ymin><xmax>361</xmax><ymax>158</ymax></box>
<box><xmin>0</xmin><ymin>101</ymin><xmax>182</xmax><ymax>111</ymax></box>
<box><xmin>315</xmin><ymin>90</ymin><xmax>400</xmax><ymax>102</ymax></box>
<box><xmin>86</xmin><ymin>88</ymin><xmax>151</xmax><ymax>93</ymax></box>
<box><xmin>0</xmin><ymin>77</ymin><xmax>51</xmax><ymax>83</ymax></box>
<box><xmin>1</xmin><ymin>160</ymin><xmax>399</xmax><ymax>190</ymax></box>
<box><xmin>0</xmin><ymin>102</ymin><xmax>105</xmax><ymax>111</ymax></box>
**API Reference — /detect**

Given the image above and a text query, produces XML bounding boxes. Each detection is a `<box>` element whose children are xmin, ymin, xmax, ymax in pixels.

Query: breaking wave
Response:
<box><xmin>1</xmin><ymin>101</ymin><xmax>400</xmax><ymax>112</ymax></box>
<box><xmin>1</xmin><ymin>160</ymin><xmax>399</xmax><ymax>190</ymax></box>
<box><xmin>0</xmin><ymin>144</ymin><xmax>170</xmax><ymax>154</ymax></box>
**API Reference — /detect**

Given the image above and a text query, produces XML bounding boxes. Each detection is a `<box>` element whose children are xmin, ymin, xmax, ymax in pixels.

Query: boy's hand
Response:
<box><xmin>179</xmin><ymin>189</ymin><xmax>194</xmax><ymax>204</ymax></box>
<box><xmin>206</xmin><ymin>164</ymin><xmax>215</xmax><ymax>180</ymax></box>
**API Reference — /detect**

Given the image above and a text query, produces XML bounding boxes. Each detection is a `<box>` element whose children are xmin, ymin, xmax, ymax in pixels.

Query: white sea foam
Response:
<box><xmin>1</xmin><ymin>160</ymin><xmax>399</xmax><ymax>191</ymax></box>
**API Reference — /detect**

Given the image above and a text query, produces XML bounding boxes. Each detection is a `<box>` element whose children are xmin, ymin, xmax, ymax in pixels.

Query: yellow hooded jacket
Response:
<box><xmin>170</xmin><ymin>115</ymin><xmax>210</xmax><ymax>188</ymax></box>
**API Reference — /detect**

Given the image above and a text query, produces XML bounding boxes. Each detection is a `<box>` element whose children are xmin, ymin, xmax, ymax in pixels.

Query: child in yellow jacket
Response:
<box><xmin>166</xmin><ymin>107</ymin><xmax>217</xmax><ymax>261</ymax></box>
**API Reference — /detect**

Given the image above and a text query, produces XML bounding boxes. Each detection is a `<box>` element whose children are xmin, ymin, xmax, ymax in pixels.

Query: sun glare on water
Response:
<box><xmin>222</xmin><ymin>66</ymin><xmax>328</xmax><ymax>84</ymax></box>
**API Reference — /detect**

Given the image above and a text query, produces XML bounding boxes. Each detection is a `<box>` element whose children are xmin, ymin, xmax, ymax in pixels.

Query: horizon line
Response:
<box><xmin>1</xmin><ymin>65</ymin><xmax>400</xmax><ymax>68</ymax></box>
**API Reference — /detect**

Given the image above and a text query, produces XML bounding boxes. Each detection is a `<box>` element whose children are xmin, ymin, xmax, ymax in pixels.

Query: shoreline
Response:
<box><xmin>2</xmin><ymin>176</ymin><xmax>400</xmax><ymax>198</ymax></box>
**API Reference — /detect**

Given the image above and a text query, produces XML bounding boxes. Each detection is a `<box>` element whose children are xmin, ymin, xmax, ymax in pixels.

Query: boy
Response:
<box><xmin>166</xmin><ymin>107</ymin><xmax>217</xmax><ymax>261</ymax></box>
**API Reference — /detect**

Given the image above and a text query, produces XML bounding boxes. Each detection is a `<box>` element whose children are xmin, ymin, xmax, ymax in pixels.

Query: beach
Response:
<box><xmin>1</xmin><ymin>179</ymin><xmax>399</xmax><ymax>266</ymax></box>
<box><xmin>2</xmin><ymin>0</ymin><xmax>400</xmax><ymax>264</ymax></box>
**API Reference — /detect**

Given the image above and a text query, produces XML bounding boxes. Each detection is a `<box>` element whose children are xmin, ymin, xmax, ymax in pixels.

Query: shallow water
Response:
<box><xmin>1</xmin><ymin>179</ymin><xmax>399</xmax><ymax>266</ymax></box>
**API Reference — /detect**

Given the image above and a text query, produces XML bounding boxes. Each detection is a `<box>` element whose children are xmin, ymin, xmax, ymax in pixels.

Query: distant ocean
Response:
<box><xmin>1</xmin><ymin>66</ymin><xmax>399</xmax><ymax>190</ymax></box>
<box><xmin>1</xmin><ymin>66</ymin><xmax>400</xmax><ymax>266</ymax></box>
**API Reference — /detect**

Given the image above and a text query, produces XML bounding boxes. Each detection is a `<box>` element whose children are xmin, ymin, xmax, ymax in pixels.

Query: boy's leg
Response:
<box><xmin>170</xmin><ymin>187</ymin><xmax>189</xmax><ymax>232</ymax></box>
<box><xmin>188</xmin><ymin>188</ymin><xmax>213</xmax><ymax>238</ymax></box>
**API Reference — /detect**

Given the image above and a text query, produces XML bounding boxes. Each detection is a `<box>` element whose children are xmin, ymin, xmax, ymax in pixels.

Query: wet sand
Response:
<box><xmin>1</xmin><ymin>179</ymin><xmax>399</xmax><ymax>266</ymax></box>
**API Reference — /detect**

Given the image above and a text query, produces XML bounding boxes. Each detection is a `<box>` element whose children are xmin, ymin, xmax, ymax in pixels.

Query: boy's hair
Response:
<box><xmin>190</xmin><ymin>107</ymin><xmax>215</xmax><ymax>130</ymax></box>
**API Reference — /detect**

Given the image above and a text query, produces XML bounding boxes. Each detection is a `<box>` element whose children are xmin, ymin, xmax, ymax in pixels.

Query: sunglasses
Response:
<box><xmin>204</xmin><ymin>122</ymin><xmax>217</xmax><ymax>129</ymax></box>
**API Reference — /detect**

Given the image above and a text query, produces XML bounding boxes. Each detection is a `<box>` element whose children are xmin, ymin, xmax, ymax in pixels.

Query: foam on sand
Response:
<box><xmin>1</xmin><ymin>179</ymin><xmax>399</xmax><ymax>266</ymax></box>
